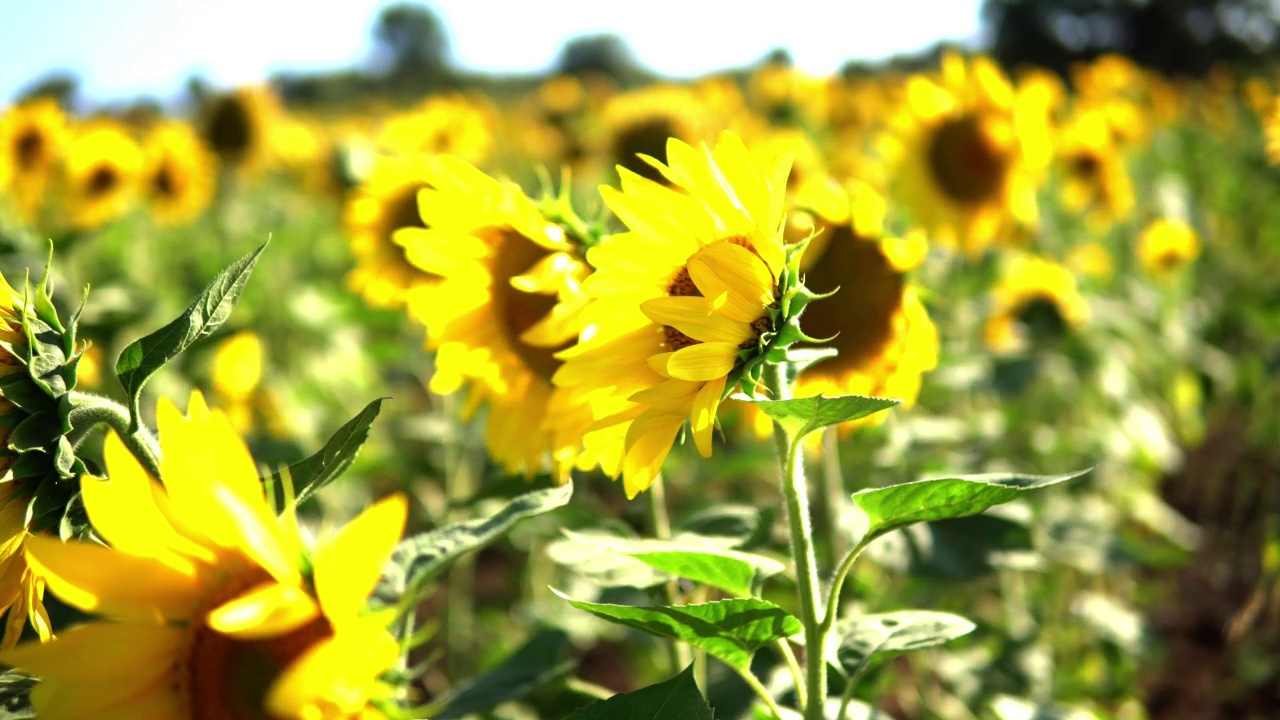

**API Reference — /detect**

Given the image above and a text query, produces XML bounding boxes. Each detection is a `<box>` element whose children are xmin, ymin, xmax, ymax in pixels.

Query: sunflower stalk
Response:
<box><xmin>763</xmin><ymin>360</ymin><xmax>827</xmax><ymax>720</ymax></box>
<box><xmin>67</xmin><ymin>391</ymin><xmax>162</xmax><ymax>479</ymax></box>
<box><xmin>645</xmin><ymin>475</ymin><xmax>694</xmax><ymax>677</ymax></box>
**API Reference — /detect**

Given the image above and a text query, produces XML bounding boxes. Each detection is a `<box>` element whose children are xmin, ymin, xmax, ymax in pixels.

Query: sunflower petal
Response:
<box><xmin>313</xmin><ymin>494</ymin><xmax>408</xmax><ymax>625</ymax></box>
<box><xmin>207</xmin><ymin>581</ymin><xmax>321</xmax><ymax>640</ymax></box>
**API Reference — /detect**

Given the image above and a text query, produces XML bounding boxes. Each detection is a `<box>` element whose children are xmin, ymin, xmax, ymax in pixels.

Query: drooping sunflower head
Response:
<box><xmin>1057</xmin><ymin>107</ymin><xmax>1134</xmax><ymax>229</ymax></box>
<box><xmin>200</xmin><ymin>86</ymin><xmax>280</xmax><ymax>175</ymax></box>
<box><xmin>344</xmin><ymin>153</ymin><xmax>441</xmax><ymax>309</ymax></box>
<box><xmin>142</xmin><ymin>120</ymin><xmax>216</xmax><ymax>226</ymax></box>
<box><xmin>0</xmin><ymin>98</ymin><xmax>68</xmax><ymax>222</ymax></box>
<box><xmin>397</xmin><ymin>156</ymin><xmax>593</xmax><ymax>480</ymax></box>
<box><xmin>60</xmin><ymin>119</ymin><xmax>144</xmax><ymax>231</ymax></box>
<box><xmin>601</xmin><ymin>84</ymin><xmax>713</xmax><ymax>185</ymax></box>
<box><xmin>984</xmin><ymin>254</ymin><xmax>1089</xmax><ymax>353</ymax></box>
<box><xmin>887</xmin><ymin>52</ymin><xmax>1047</xmax><ymax>254</ymax></box>
<box><xmin>554</xmin><ymin>131</ymin><xmax>792</xmax><ymax>496</ymax></box>
<box><xmin>1137</xmin><ymin>217</ymin><xmax>1200</xmax><ymax>278</ymax></box>
<box><xmin>0</xmin><ymin>391</ymin><xmax>407</xmax><ymax>719</ymax></box>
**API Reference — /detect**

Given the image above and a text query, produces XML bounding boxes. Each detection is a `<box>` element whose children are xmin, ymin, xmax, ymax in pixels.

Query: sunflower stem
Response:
<box><xmin>764</xmin><ymin>362</ymin><xmax>826</xmax><ymax>720</ymax></box>
<box><xmin>646</xmin><ymin>475</ymin><xmax>694</xmax><ymax>678</ymax></box>
<box><xmin>68</xmin><ymin>391</ymin><xmax>162</xmax><ymax>479</ymax></box>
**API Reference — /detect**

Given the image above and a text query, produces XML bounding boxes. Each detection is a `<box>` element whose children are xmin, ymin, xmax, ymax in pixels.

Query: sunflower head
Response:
<box><xmin>601</xmin><ymin>84</ymin><xmax>713</xmax><ymax>185</ymax></box>
<box><xmin>1057</xmin><ymin>108</ymin><xmax>1134</xmax><ymax>229</ymax></box>
<box><xmin>61</xmin><ymin>119</ymin><xmax>143</xmax><ymax>231</ymax></box>
<box><xmin>142</xmin><ymin>120</ymin><xmax>216</xmax><ymax>226</ymax></box>
<box><xmin>378</xmin><ymin>93</ymin><xmax>495</xmax><ymax>164</ymax></box>
<box><xmin>0</xmin><ymin>99</ymin><xmax>68</xmax><ymax>222</ymax></box>
<box><xmin>1137</xmin><ymin>218</ymin><xmax>1200</xmax><ymax>278</ymax></box>
<box><xmin>984</xmin><ymin>254</ymin><xmax>1089</xmax><ymax>353</ymax></box>
<box><xmin>200</xmin><ymin>87</ymin><xmax>280</xmax><ymax>175</ymax></box>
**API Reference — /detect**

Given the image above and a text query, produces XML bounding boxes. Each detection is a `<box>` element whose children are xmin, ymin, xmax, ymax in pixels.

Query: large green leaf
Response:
<box><xmin>852</xmin><ymin>471</ymin><xmax>1091</xmax><ymax>543</ymax></box>
<box><xmin>0</xmin><ymin>670</ymin><xmax>35</xmax><ymax>719</ymax></box>
<box><xmin>562</xmin><ymin>530</ymin><xmax>784</xmax><ymax>598</ymax></box>
<box><xmin>750</xmin><ymin>394</ymin><xmax>899</xmax><ymax>441</ymax></box>
<box><xmin>114</xmin><ymin>242</ymin><xmax>266</xmax><ymax>428</ymax></box>
<box><xmin>434</xmin><ymin>629</ymin><xmax>574</xmax><ymax>719</ymax></box>
<box><xmin>676</xmin><ymin>503</ymin><xmax>776</xmax><ymax>551</ymax></box>
<box><xmin>831</xmin><ymin>611</ymin><xmax>975</xmax><ymax>677</ymax></box>
<box><xmin>555</xmin><ymin>591</ymin><xmax>802</xmax><ymax>671</ymax></box>
<box><xmin>264</xmin><ymin>398</ymin><xmax>384</xmax><ymax>511</ymax></box>
<box><xmin>383</xmin><ymin>483</ymin><xmax>573</xmax><ymax>597</ymax></box>
<box><xmin>566</xmin><ymin>666</ymin><xmax>711</xmax><ymax>720</ymax></box>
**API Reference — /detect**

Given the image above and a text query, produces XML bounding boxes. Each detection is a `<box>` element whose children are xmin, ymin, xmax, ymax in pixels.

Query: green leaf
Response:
<box><xmin>562</xmin><ymin>530</ymin><xmax>784</xmax><ymax>598</ymax></box>
<box><xmin>831</xmin><ymin>610</ymin><xmax>975</xmax><ymax>678</ymax></box>
<box><xmin>750</xmin><ymin>394</ymin><xmax>899</xmax><ymax>441</ymax></box>
<box><xmin>547</xmin><ymin>531</ymin><xmax>669</xmax><ymax>590</ymax></box>
<box><xmin>433</xmin><ymin>629</ymin><xmax>574</xmax><ymax>720</ymax></box>
<box><xmin>264</xmin><ymin>398</ymin><xmax>384</xmax><ymax>511</ymax></box>
<box><xmin>676</xmin><ymin>504</ymin><xmax>776</xmax><ymax>551</ymax></box>
<box><xmin>0</xmin><ymin>669</ymin><xmax>35</xmax><ymax>720</ymax></box>
<box><xmin>383</xmin><ymin>483</ymin><xmax>573</xmax><ymax>598</ymax></box>
<box><xmin>853</xmin><ymin>470</ymin><xmax>1091</xmax><ymax>543</ymax></box>
<box><xmin>114</xmin><ymin>242</ymin><xmax>266</xmax><ymax>428</ymax></box>
<box><xmin>6</xmin><ymin>411</ymin><xmax>58</xmax><ymax>453</ymax></box>
<box><xmin>555</xmin><ymin>591</ymin><xmax>801</xmax><ymax>671</ymax></box>
<box><xmin>565</xmin><ymin>666</ymin><xmax>711</xmax><ymax>720</ymax></box>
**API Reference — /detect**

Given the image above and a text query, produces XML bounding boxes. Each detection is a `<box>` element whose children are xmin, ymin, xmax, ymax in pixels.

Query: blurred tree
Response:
<box><xmin>556</xmin><ymin>34</ymin><xmax>651</xmax><ymax>87</ymax></box>
<box><xmin>16</xmin><ymin>72</ymin><xmax>79</xmax><ymax>109</ymax></box>
<box><xmin>371</xmin><ymin>3</ymin><xmax>452</xmax><ymax>93</ymax></box>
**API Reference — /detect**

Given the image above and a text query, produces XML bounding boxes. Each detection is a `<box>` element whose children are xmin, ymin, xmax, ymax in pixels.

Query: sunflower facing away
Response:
<box><xmin>61</xmin><ymin>119</ymin><xmax>144</xmax><ymax>231</ymax></box>
<box><xmin>554</xmin><ymin>131</ymin><xmax>790</xmax><ymax>498</ymax></box>
<box><xmin>1137</xmin><ymin>218</ymin><xmax>1200</xmax><ymax>278</ymax></box>
<box><xmin>984</xmin><ymin>254</ymin><xmax>1089</xmax><ymax>353</ymax></box>
<box><xmin>886</xmin><ymin>52</ymin><xmax>1049</xmax><ymax>254</ymax></box>
<box><xmin>142</xmin><ymin>120</ymin><xmax>216</xmax><ymax>227</ymax></box>
<box><xmin>0</xmin><ymin>98</ymin><xmax>68</xmax><ymax>223</ymax></box>
<box><xmin>0</xmin><ymin>392</ymin><xmax>406</xmax><ymax>719</ymax></box>
<box><xmin>397</xmin><ymin>156</ymin><xmax>595</xmax><ymax>480</ymax></box>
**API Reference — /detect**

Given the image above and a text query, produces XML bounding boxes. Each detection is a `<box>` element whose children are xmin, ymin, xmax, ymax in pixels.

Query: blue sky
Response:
<box><xmin>1</xmin><ymin>0</ymin><xmax>984</xmax><ymax>105</ymax></box>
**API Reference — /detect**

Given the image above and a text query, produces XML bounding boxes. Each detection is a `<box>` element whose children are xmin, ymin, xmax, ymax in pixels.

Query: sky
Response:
<box><xmin>0</xmin><ymin>0</ymin><xmax>984</xmax><ymax>106</ymax></box>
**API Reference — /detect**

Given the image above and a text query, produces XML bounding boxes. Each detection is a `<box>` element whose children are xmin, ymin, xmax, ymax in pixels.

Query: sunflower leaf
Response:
<box><xmin>114</xmin><ymin>242</ymin><xmax>267</xmax><ymax>431</ymax></box>
<box><xmin>565</xmin><ymin>665</ymin><xmax>711</xmax><ymax>720</ymax></box>
<box><xmin>853</xmin><ymin>470</ymin><xmax>1092</xmax><ymax>544</ymax></box>
<box><xmin>831</xmin><ymin>610</ymin><xmax>976</xmax><ymax>678</ymax></box>
<box><xmin>264</xmin><ymin>397</ymin><xmax>384</xmax><ymax>512</ymax></box>
<box><xmin>554</xmin><ymin>591</ymin><xmax>801</xmax><ymax>671</ymax></box>
<box><xmin>750</xmin><ymin>393</ymin><xmax>900</xmax><ymax>441</ymax></box>
<box><xmin>0</xmin><ymin>669</ymin><xmax>36</xmax><ymax>720</ymax></box>
<box><xmin>433</xmin><ymin>629</ymin><xmax>574</xmax><ymax>720</ymax></box>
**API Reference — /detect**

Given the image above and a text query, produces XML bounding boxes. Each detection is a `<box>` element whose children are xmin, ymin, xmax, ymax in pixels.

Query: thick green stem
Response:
<box><xmin>647</xmin><ymin>476</ymin><xmax>693</xmax><ymax>677</ymax></box>
<box><xmin>764</xmin><ymin>363</ymin><xmax>826</xmax><ymax>720</ymax></box>
<box><xmin>68</xmin><ymin>392</ymin><xmax>162</xmax><ymax>478</ymax></box>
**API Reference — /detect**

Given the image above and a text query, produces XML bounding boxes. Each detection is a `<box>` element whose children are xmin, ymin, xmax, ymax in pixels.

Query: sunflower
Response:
<box><xmin>601</xmin><ymin>84</ymin><xmax>714</xmax><ymax>185</ymax></box>
<box><xmin>61</xmin><ymin>119</ymin><xmax>144</xmax><ymax>231</ymax></box>
<box><xmin>1137</xmin><ymin>218</ymin><xmax>1199</xmax><ymax>278</ymax></box>
<box><xmin>344</xmin><ymin>153</ymin><xmax>442</xmax><ymax>309</ymax></box>
<box><xmin>200</xmin><ymin>87</ymin><xmax>280</xmax><ymax>176</ymax></box>
<box><xmin>984</xmin><ymin>255</ymin><xmax>1089</xmax><ymax>353</ymax></box>
<box><xmin>377</xmin><ymin>94</ymin><xmax>494</xmax><ymax>165</ymax></box>
<box><xmin>885</xmin><ymin>52</ymin><xmax>1049</xmax><ymax>254</ymax></box>
<box><xmin>396</xmin><ymin>156</ymin><xmax>594</xmax><ymax>480</ymax></box>
<box><xmin>0</xmin><ymin>98</ymin><xmax>68</xmax><ymax>223</ymax></box>
<box><xmin>0</xmin><ymin>483</ymin><xmax>52</xmax><ymax>650</ymax></box>
<box><xmin>0</xmin><ymin>392</ymin><xmax>406</xmax><ymax>719</ymax></box>
<box><xmin>142</xmin><ymin>121</ymin><xmax>216</xmax><ymax>226</ymax></box>
<box><xmin>212</xmin><ymin>331</ymin><xmax>265</xmax><ymax>433</ymax></box>
<box><xmin>743</xmin><ymin>178</ymin><xmax>938</xmax><ymax>438</ymax></box>
<box><xmin>1056</xmin><ymin>109</ymin><xmax>1134</xmax><ymax>230</ymax></box>
<box><xmin>553</xmin><ymin>131</ymin><xmax>790</xmax><ymax>498</ymax></box>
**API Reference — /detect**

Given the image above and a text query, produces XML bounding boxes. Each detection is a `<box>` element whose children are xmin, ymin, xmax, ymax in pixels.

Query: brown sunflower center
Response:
<box><xmin>489</xmin><ymin>228</ymin><xmax>571</xmax><ymax>382</ymax></box>
<box><xmin>1015</xmin><ymin>295</ymin><xmax>1068</xmax><ymax>343</ymax></box>
<box><xmin>612</xmin><ymin>117</ymin><xmax>677</xmax><ymax>184</ymax></box>
<box><xmin>205</xmin><ymin>96</ymin><xmax>253</xmax><ymax>162</ymax></box>
<box><xmin>15</xmin><ymin>128</ymin><xmax>44</xmax><ymax>171</ymax></box>
<box><xmin>662</xmin><ymin>236</ymin><xmax>771</xmax><ymax>353</ymax></box>
<box><xmin>1069</xmin><ymin>151</ymin><xmax>1102</xmax><ymax>180</ymax></box>
<box><xmin>926</xmin><ymin>115</ymin><xmax>1008</xmax><ymax>205</ymax></box>
<box><xmin>797</xmin><ymin>226</ymin><xmax>904</xmax><ymax>373</ymax></box>
<box><xmin>185</xmin><ymin>569</ymin><xmax>333</xmax><ymax>720</ymax></box>
<box><xmin>86</xmin><ymin>164</ymin><xmax>120</xmax><ymax>198</ymax></box>
<box><xmin>153</xmin><ymin>162</ymin><xmax>179</xmax><ymax>198</ymax></box>
<box><xmin>381</xmin><ymin>184</ymin><xmax>438</xmax><ymax>283</ymax></box>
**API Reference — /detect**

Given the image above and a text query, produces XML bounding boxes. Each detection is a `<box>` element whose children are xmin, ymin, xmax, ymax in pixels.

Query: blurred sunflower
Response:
<box><xmin>1066</xmin><ymin>241</ymin><xmax>1115</xmax><ymax>282</ymax></box>
<box><xmin>554</xmin><ymin>131</ymin><xmax>790</xmax><ymax>498</ymax></box>
<box><xmin>344</xmin><ymin>153</ymin><xmax>441</xmax><ymax>309</ymax></box>
<box><xmin>378</xmin><ymin>94</ymin><xmax>494</xmax><ymax>165</ymax></box>
<box><xmin>1057</xmin><ymin>109</ymin><xmax>1134</xmax><ymax>229</ymax></box>
<box><xmin>744</xmin><ymin>178</ymin><xmax>938</xmax><ymax>438</ymax></box>
<box><xmin>748</xmin><ymin>59</ymin><xmax>827</xmax><ymax>126</ymax></box>
<box><xmin>62</xmin><ymin>119</ymin><xmax>143</xmax><ymax>231</ymax></box>
<box><xmin>212</xmin><ymin>330</ymin><xmax>265</xmax><ymax>434</ymax></box>
<box><xmin>1137</xmin><ymin>218</ymin><xmax>1200</xmax><ymax>278</ymax></box>
<box><xmin>200</xmin><ymin>87</ymin><xmax>280</xmax><ymax>176</ymax></box>
<box><xmin>141</xmin><ymin>121</ymin><xmax>216</xmax><ymax>226</ymax></box>
<box><xmin>397</xmin><ymin>156</ymin><xmax>594</xmax><ymax>480</ymax></box>
<box><xmin>886</xmin><ymin>52</ymin><xmax>1048</xmax><ymax>254</ymax></box>
<box><xmin>0</xmin><ymin>392</ymin><xmax>406</xmax><ymax>719</ymax></box>
<box><xmin>601</xmin><ymin>84</ymin><xmax>713</xmax><ymax>184</ymax></box>
<box><xmin>0</xmin><ymin>99</ymin><xmax>68</xmax><ymax>223</ymax></box>
<box><xmin>984</xmin><ymin>255</ymin><xmax>1089</xmax><ymax>353</ymax></box>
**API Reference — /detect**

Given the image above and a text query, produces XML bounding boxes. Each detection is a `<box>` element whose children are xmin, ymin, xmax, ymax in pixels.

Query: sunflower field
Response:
<box><xmin>0</xmin><ymin>7</ymin><xmax>1277</xmax><ymax>720</ymax></box>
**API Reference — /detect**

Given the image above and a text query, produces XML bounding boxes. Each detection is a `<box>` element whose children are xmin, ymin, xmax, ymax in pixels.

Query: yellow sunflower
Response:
<box><xmin>200</xmin><ymin>87</ymin><xmax>280</xmax><ymax>176</ymax></box>
<box><xmin>397</xmin><ymin>156</ymin><xmax>594</xmax><ymax>480</ymax></box>
<box><xmin>553</xmin><ymin>131</ymin><xmax>790</xmax><ymax>498</ymax></box>
<box><xmin>0</xmin><ymin>392</ymin><xmax>406</xmax><ymax>719</ymax></box>
<box><xmin>0</xmin><ymin>482</ymin><xmax>51</xmax><ymax>650</ymax></box>
<box><xmin>0</xmin><ymin>98</ymin><xmax>68</xmax><ymax>223</ymax></box>
<box><xmin>344</xmin><ymin>153</ymin><xmax>441</xmax><ymax>309</ymax></box>
<box><xmin>1057</xmin><ymin>108</ymin><xmax>1134</xmax><ymax>230</ymax></box>
<box><xmin>886</xmin><ymin>52</ymin><xmax>1049</xmax><ymax>254</ymax></box>
<box><xmin>212</xmin><ymin>330</ymin><xmax>265</xmax><ymax>434</ymax></box>
<box><xmin>743</xmin><ymin>178</ymin><xmax>938</xmax><ymax>438</ymax></box>
<box><xmin>377</xmin><ymin>94</ymin><xmax>494</xmax><ymax>165</ymax></box>
<box><xmin>984</xmin><ymin>255</ymin><xmax>1089</xmax><ymax>353</ymax></box>
<box><xmin>600</xmin><ymin>84</ymin><xmax>714</xmax><ymax>185</ymax></box>
<box><xmin>142</xmin><ymin>120</ymin><xmax>216</xmax><ymax>226</ymax></box>
<box><xmin>62</xmin><ymin>119</ymin><xmax>144</xmax><ymax>231</ymax></box>
<box><xmin>1137</xmin><ymin>218</ymin><xmax>1200</xmax><ymax>278</ymax></box>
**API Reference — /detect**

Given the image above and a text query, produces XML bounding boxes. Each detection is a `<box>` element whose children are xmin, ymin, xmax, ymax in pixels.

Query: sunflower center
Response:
<box><xmin>15</xmin><ymin>129</ymin><xmax>44</xmax><ymax>170</ymax></box>
<box><xmin>490</xmin><ymin>228</ymin><xmax>571</xmax><ymax>381</ymax></box>
<box><xmin>185</xmin><ymin>569</ymin><xmax>333</xmax><ymax>720</ymax></box>
<box><xmin>797</xmin><ymin>226</ymin><xmax>904</xmax><ymax>373</ymax></box>
<box><xmin>206</xmin><ymin>96</ymin><xmax>253</xmax><ymax>161</ymax></box>
<box><xmin>1015</xmin><ymin>295</ymin><xmax>1068</xmax><ymax>344</ymax></box>
<box><xmin>86</xmin><ymin>164</ymin><xmax>120</xmax><ymax>198</ymax></box>
<box><xmin>612</xmin><ymin>117</ymin><xmax>676</xmax><ymax>184</ymax></box>
<box><xmin>926</xmin><ymin>115</ymin><xmax>1008</xmax><ymax>204</ymax></box>
<box><xmin>154</xmin><ymin>162</ymin><xmax>179</xmax><ymax>198</ymax></box>
<box><xmin>1069</xmin><ymin>152</ymin><xmax>1102</xmax><ymax>180</ymax></box>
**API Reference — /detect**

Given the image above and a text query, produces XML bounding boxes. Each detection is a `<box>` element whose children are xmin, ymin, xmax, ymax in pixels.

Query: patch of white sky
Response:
<box><xmin>0</xmin><ymin>0</ymin><xmax>983</xmax><ymax>105</ymax></box>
